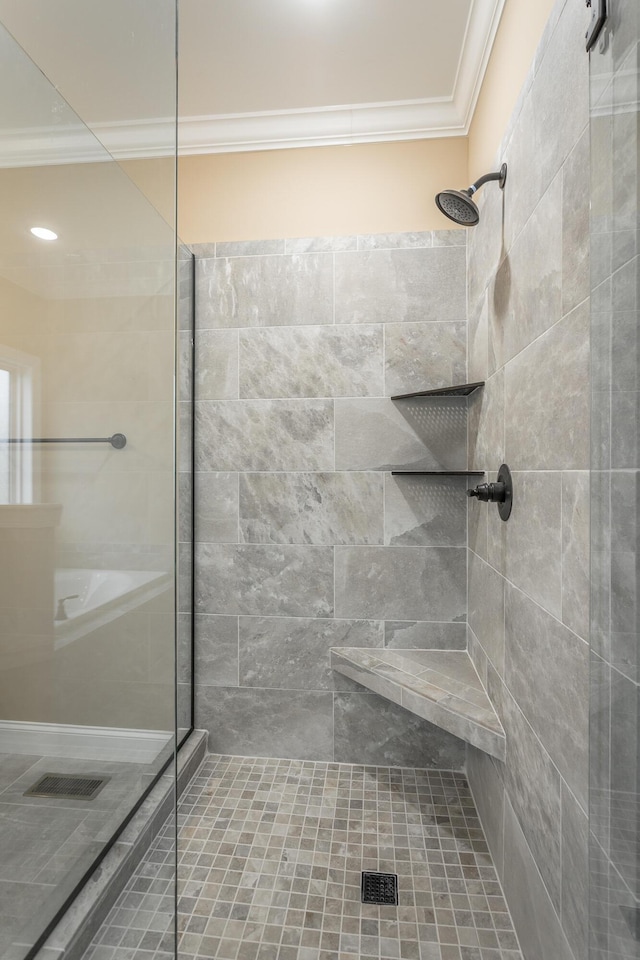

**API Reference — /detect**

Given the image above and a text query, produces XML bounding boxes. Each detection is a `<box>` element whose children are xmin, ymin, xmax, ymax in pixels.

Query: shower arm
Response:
<box><xmin>466</xmin><ymin>164</ymin><xmax>508</xmax><ymax>196</ymax></box>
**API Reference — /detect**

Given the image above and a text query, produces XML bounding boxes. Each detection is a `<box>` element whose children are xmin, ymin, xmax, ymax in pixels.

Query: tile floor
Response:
<box><xmin>85</xmin><ymin>754</ymin><xmax>522</xmax><ymax>960</ymax></box>
<box><xmin>0</xmin><ymin>750</ymin><xmax>170</xmax><ymax>958</ymax></box>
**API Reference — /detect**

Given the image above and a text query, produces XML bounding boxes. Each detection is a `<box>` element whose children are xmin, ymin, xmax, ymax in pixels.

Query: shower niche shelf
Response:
<box><xmin>391</xmin><ymin>381</ymin><xmax>484</xmax><ymax>401</ymax></box>
<box><xmin>331</xmin><ymin>647</ymin><xmax>505</xmax><ymax>761</ymax></box>
<box><xmin>391</xmin><ymin>471</ymin><xmax>485</xmax><ymax>477</ymax></box>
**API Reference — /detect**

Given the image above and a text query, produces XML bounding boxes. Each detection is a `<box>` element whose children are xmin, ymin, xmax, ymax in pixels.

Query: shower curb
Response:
<box><xmin>30</xmin><ymin>729</ymin><xmax>208</xmax><ymax>960</ymax></box>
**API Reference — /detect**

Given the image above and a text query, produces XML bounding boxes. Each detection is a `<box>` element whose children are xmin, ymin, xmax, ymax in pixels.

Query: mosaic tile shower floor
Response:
<box><xmin>84</xmin><ymin>755</ymin><xmax>522</xmax><ymax>960</ymax></box>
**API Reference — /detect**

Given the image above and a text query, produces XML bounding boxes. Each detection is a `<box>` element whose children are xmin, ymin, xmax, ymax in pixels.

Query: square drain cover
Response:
<box><xmin>24</xmin><ymin>773</ymin><xmax>110</xmax><ymax>801</ymax></box>
<box><xmin>361</xmin><ymin>871</ymin><xmax>398</xmax><ymax>905</ymax></box>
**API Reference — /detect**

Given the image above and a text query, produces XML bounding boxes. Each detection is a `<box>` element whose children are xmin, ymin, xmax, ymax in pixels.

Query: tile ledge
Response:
<box><xmin>331</xmin><ymin>647</ymin><xmax>506</xmax><ymax>762</ymax></box>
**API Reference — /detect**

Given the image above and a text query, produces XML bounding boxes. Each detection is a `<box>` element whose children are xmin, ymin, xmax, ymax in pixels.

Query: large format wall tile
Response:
<box><xmin>384</xmin><ymin>475</ymin><xmax>467</xmax><ymax>546</ymax></box>
<box><xmin>335</xmin><ymin>546</ymin><xmax>466</xmax><ymax>621</ymax></box>
<box><xmin>384</xmin><ymin>322</ymin><xmax>466</xmax><ymax>396</ymax></box>
<box><xmin>194</xmin><ymin>230</ymin><xmax>469</xmax><ymax>768</ymax></box>
<box><xmin>197</xmin><ymin>253</ymin><xmax>333</xmax><ymax>328</ymax></box>
<box><xmin>195</xmin><ymin>472</ymin><xmax>238</xmax><ymax>543</ymax></box>
<box><xmin>468</xmin><ymin>552</ymin><xmax>505</xmax><ymax>674</ymax></box>
<box><xmin>503</xmin><ymin>799</ymin><xmax>574</xmax><ymax>960</ymax></box>
<box><xmin>238</xmin><ymin>616</ymin><xmax>383</xmax><ymax>690</ymax></box>
<box><xmin>196</xmin><ymin>329</ymin><xmax>239</xmax><ymax>399</ymax></box>
<box><xmin>239</xmin><ymin>325</ymin><xmax>383</xmax><ymax>398</ymax></box>
<box><xmin>489</xmin><ymin>470</ymin><xmax>562</xmax><ymax>619</ymax></box>
<box><xmin>334</xmin><ymin>247</ymin><xmax>466</xmax><ymax>324</ymax></box>
<box><xmin>239</xmin><ymin>472</ymin><xmax>383</xmax><ymax>545</ymax></box>
<box><xmin>333</xmin><ymin>691</ymin><xmax>466</xmax><ymax>768</ymax></box>
<box><xmin>197</xmin><ymin>686</ymin><xmax>334</xmax><ymax>761</ymax></box>
<box><xmin>504</xmin><ymin>300</ymin><xmax>590</xmax><ymax>471</ymax></box>
<box><xmin>562</xmin><ymin>470</ymin><xmax>590</xmax><ymax>640</ymax></box>
<box><xmin>196</xmin><ymin>399</ymin><xmax>334</xmax><ymax>472</ymax></box>
<box><xmin>195</xmin><ymin>614</ymin><xmax>238</xmax><ymax>686</ymax></box>
<box><xmin>561</xmin><ymin>782</ymin><xmax>589</xmax><ymax>960</ymax></box>
<box><xmin>335</xmin><ymin>398</ymin><xmax>467</xmax><ymax>471</ymax></box>
<box><xmin>196</xmin><ymin>543</ymin><xmax>334</xmax><ymax>617</ymax></box>
<box><xmin>466</xmin><ymin>748</ymin><xmax>505</xmax><ymax>876</ymax></box>
<box><xmin>491</xmin><ymin>175</ymin><xmax>562</xmax><ymax>368</ymax></box>
<box><xmin>504</xmin><ymin>584</ymin><xmax>589</xmax><ymax>809</ymax></box>
<box><xmin>492</xmin><ymin>673</ymin><xmax>563</xmax><ymax>910</ymax></box>
<box><xmin>383</xmin><ymin>620</ymin><xmax>467</xmax><ymax>650</ymax></box>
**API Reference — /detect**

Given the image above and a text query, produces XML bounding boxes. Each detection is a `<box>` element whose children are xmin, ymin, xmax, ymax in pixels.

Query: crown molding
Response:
<box><xmin>0</xmin><ymin>0</ymin><xmax>505</xmax><ymax>167</ymax></box>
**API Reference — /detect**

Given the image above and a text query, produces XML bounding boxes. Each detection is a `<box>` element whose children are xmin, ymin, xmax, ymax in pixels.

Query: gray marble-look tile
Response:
<box><xmin>195</xmin><ymin>400</ymin><xmax>334</xmax><ymax>472</ymax></box>
<box><xmin>333</xmin><ymin>691</ymin><xmax>466</xmax><ymax>769</ymax></box>
<box><xmin>0</xmin><ymin>804</ymin><xmax>83</xmax><ymax>882</ymax></box>
<box><xmin>504</xmin><ymin>583</ymin><xmax>589</xmax><ymax>809</ymax></box>
<box><xmin>285</xmin><ymin>236</ymin><xmax>357</xmax><ymax>253</ymax></box>
<box><xmin>0</xmin><ymin>754</ymin><xmax>41</xmax><ymax>792</ymax></box>
<box><xmin>215</xmin><ymin>239</ymin><xmax>285</xmax><ymax>257</ymax></box>
<box><xmin>468</xmin><ymin>290</ymin><xmax>489</xmax><ymax>385</ymax></box>
<box><xmin>384</xmin><ymin>322</ymin><xmax>466</xmax><ymax>397</ymax></box>
<box><xmin>239</xmin><ymin>472</ymin><xmax>383</xmax><ymax>545</ymax></box>
<box><xmin>562</xmin><ymin>471</ymin><xmax>590</xmax><ymax>641</ymax></box>
<box><xmin>196</xmin><ymin>686</ymin><xmax>334</xmax><ymax>761</ymax></box>
<box><xmin>356</xmin><ymin>232</ymin><xmax>433</xmax><ymax>250</ymax></box>
<box><xmin>492</xmin><ymin>174</ymin><xmax>563</xmax><ymax>368</ymax></box>
<box><xmin>335</xmin><ymin>397</ymin><xmax>467</xmax><ymax>471</ymax></box>
<box><xmin>238</xmin><ymin>616</ymin><xmax>383</xmax><ymax>690</ymax></box>
<box><xmin>432</xmin><ymin>229</ymin><xmax>466</xmax><ymax>247</ymax></box>
<box><xmin>335</xmin><ymin>546</ymin><xmax>466</xmax><ymax>622</ymax></box>
<box><xmin>491</xmin><ymin>672</ymin><xmax>563</xmax><ymax>911</ymax></box>
<box><xmin>490</xmin><ymin>470</ymin><xmax>562</xmax><ymax>620</ymax></box>
<box><xmin>502</xmin><ymin>798</ymin><xmax>574</xmax><ymax>960</ymax></box>
<box><xmin>195</xmin><ymin>472</ymin><xmax>238</xmax><ymax>543</ymax></box>
<box><xmin>562</xmin><ymin>127</ymin><xmax>590</xmax><ymax>317</ymax></box>
<box><xmin>196</xmin><ymin>543</ymin><xmax>333</xmax><ymax>617</ymax></box>
<box><xmin>239</xmin><ymin>325</ymin><xmax>383</xmax><ymax>399</ymax></box>
<box><xmin>561</xmin><ymin>782</ymin><xmax>589</xmax><ymax>960</ymax></box>
<box><xmin>504</xmin><ymin>300</ymin><xmax>590</xmax><ymax>471</ymax></box>
<box><xmin>195</xmin><ymin>614</ymin><xmax>239</xmax><ymax>686</ymax></box>
<box><xmin>467</xmin><ymin>181</ymin><xmax>505</xmax><ymax>313</ymax></box>
<box><xmin>197</xmin><ymin>253</ymin><xmax>333</xmax><ymax>328</ymax></box>
<box><xmin>335</xmin><ymin>246</ymin><xmax>466</xmax><ymax>324</ymax></box>
<box><xmin>383</xmin><ymin>620</ymin><xmax>467</xmax><ymax>650</ymax></box>
<box><xmin>466</xmin><ymin>748</ymin><xmax>505</xmax><ymax>878</ymax></box>
<box><xmin>468</xmin><ymin>369</ymin><xmax>504</xmax><ymax>472</ymax></box>
<box><xmin>468</xmin><ymin>552</ymin><xmax>505</xmax><ymax>675</ymax></box>
<box><xmin>196</xmin><ymin>329</ymin><xmax>239</xmax><ymax>400</ymax></box>
<box><xmin>384</xmin><ymin>474</ymin><xmax>467</xmax><ymax>546</ymax></box>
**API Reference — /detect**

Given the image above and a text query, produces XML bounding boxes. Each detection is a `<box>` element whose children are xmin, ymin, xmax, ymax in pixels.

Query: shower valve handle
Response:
<box><xmin>466</xmin><ymin>464</ymin><xmax>513</xmax><ymax>522</ymax></box>
<box><xmin>467</xmin><ymin>481</ymin><xmax>506</xmax><ymax>503</ymax></box>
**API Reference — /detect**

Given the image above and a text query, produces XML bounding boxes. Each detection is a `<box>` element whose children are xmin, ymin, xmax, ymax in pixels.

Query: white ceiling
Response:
<box><xmin>0</xmin><ymin>0</ymin><xmax>504</xmax><ymax>161</ymax></box>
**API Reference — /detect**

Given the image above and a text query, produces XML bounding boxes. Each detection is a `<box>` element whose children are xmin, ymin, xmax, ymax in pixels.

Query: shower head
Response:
<box><xmin>435</xmin><ymin>163</ymin><xmax>507</xmax><ymax>227</ymax></box>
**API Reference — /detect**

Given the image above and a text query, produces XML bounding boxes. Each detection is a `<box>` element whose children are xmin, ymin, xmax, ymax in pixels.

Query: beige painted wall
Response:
<box><xmin>468</xmin><ymin>0</ymin><xmax>557</xmax><ymax>179</ymax></box>
<box><xmin>143</xmin><ymin>139</ymin><xmax>469</xmax><ymax>243</ymax></box>
<box><xmin>129</xmin><ymin>1</ymin><xmax>555</xmax><ymax>244</ymax></box>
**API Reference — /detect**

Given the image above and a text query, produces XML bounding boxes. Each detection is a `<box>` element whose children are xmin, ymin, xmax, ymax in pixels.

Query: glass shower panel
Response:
<box><xmin>0</xmin><ymin>6</ymin><xmax>180</xmax><ymax>958</ymax></box>
<box><xmin>589</xmin><ymin>3</ymin><xmax>640</xmax><ymax>958</ymax></box>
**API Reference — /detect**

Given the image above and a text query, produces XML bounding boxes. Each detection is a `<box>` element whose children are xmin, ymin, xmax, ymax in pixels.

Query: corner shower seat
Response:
<box><xmin>331</xmin><ymin>648</ymin><xmax>506</xmax><ymax>761</ymax></box>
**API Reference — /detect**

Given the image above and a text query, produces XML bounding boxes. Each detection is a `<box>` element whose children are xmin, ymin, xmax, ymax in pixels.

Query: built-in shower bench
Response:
<box><xmin>331</xmin><ymin>648</ymin><xmax>506</xmax><ymax>761</ymax></box>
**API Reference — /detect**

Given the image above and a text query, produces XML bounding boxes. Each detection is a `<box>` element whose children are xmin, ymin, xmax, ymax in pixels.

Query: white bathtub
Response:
<box><xmin>54</xmin><ymin>568</ymin><xmax>172</xmax><ymax>649</ymax></box>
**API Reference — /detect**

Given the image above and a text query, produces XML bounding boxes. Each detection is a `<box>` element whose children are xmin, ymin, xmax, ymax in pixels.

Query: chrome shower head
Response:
<box><xmin>435</xmin><ymin>163</ymin><xmax>507</xmax><ymax>227</ymax></box>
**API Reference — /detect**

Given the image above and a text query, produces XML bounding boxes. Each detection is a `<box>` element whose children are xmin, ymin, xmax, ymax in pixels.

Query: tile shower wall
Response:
<box><xmin>465</xmin><ymin>2</ymin><xmax>590</xmax><ymax>960</ymax></box>
<box><xmin>589</xmin><ymin>7</ymin><xmax>640</xmax><ymax>959</ymax></box>
<box><xmin>193</xmin><ymin>231</ymin><xmax>471</xmax><ymax>768</ymax></box>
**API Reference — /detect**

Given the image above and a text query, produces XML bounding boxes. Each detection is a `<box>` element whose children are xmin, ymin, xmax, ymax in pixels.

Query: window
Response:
<box><xmin>0</xmin><ymin>346</ymin><xmax>40</xmax><ymax>503</ymax></box>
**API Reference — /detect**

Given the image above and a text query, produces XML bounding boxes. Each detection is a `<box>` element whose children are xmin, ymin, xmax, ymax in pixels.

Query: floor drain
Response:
<box><xmin>361</xmin><ymin>871</ymin><xmax>398</xmax><ymax>905</ymax></box>
<box><xmin>24</xmin><ymin>773</ymin><xmax>110</xmax><ymax>801</ymax></box>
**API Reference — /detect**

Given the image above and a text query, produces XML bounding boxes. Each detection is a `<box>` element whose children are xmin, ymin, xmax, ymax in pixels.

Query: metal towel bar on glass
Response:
<box><xmin>0</xmin><ymin>433</ymin><xmax>127</xmax><ymax>449</ymax></box>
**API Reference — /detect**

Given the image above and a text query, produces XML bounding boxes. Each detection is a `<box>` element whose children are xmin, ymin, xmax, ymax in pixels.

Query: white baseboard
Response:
<box><xmin>0</xmin><ymin>720</ymin><xmax>173</xmax><ymax>764</ymax></box>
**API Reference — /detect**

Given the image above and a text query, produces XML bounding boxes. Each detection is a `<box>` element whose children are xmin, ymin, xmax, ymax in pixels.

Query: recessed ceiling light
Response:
<box><xmin>30</xmin><ymin>226</ymin><xmax>58</xmax><ymax>241</ymax></box>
